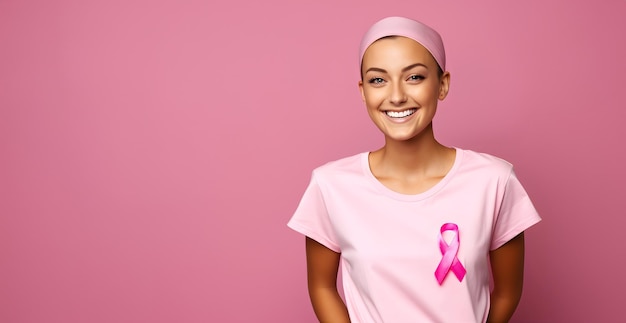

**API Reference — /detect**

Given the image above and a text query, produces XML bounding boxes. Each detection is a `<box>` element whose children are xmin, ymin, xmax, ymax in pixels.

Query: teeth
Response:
<box><xmin>385</xmin><ymin>109</ymin><xmax>416</xmax><ymax>118</ymax></box>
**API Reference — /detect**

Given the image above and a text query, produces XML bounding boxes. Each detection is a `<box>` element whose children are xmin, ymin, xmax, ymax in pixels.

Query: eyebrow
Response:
<box><xmin>365</xmin><ymin>63</ymin><xmax>428</xmax><ymax>74</ymax></box>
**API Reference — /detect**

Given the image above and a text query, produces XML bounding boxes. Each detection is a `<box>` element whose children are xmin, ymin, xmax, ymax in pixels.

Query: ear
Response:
<box><xmin>438</xmin><ymin>71</ymin><xmax>451</xmax><ymax>100</ymax></box>
<box><xmin>358</xmin><ymin>80</ymin><xmax>366</xmax><ymax>102</ymax></box>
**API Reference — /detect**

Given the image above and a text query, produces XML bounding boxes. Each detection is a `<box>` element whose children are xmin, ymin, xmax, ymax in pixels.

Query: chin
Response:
<box><xmin>384</xmin><ymin>132</ymin><xmax>419</xmax><ymax>142</ymax></box>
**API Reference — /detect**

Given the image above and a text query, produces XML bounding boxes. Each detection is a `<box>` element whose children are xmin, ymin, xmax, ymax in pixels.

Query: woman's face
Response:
<box><xmin>359</xmin><ymin>36</ymin><xmax>450</xmax><ymax>142</ymax></box>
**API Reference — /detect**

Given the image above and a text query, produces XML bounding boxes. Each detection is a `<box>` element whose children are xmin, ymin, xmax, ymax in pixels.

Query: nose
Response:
<box><xmin>389</xmin><ymin>82</ymin><xmax>407</xmax><ymax>105</ymax></box>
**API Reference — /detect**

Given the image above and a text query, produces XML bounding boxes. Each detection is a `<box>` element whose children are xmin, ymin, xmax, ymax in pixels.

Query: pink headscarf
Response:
<box><xmin>359</xmin><ymin>16</ymin><xmax>446</xmax><ymax>72</ymax></box>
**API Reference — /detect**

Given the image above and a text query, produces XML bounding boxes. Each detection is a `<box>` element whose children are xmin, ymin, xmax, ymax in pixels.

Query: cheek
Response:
<box><xmin>409</xmin><ymin>85</ymin><xmax>439</xmax><ymax>101</ymax></box>
<box><xmin>363</xmin><ymin>89</ymin><xmax>386</xmax><ymax>108</ymax></box>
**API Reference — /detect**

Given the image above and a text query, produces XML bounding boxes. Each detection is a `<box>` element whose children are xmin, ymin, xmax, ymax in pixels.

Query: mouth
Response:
<box><xmin>384</xmin><ymin>108</ymin><xmax>417</xmax><ymax>118</ymax></box>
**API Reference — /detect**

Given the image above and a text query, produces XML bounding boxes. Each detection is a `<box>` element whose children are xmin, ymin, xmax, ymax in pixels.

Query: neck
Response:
<box><xmin>377</xmin><ymin>123</ymin><xmax>450</xmax><ymax>172</ymax></box>
<box><xmin>368</xmin><ymin>123</ymin><xmax>457</xmax><ymax>194</ymax></box>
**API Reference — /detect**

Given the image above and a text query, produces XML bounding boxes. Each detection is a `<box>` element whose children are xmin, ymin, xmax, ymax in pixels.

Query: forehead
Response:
<box><xmin>361</xmin><ymin>36</ymin><xmax>436</xmax><ymax>69</ymax></box>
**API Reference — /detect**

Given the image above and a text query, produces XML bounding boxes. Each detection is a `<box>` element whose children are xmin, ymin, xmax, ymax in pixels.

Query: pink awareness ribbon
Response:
<box><xmin>435</xmin><ymin>223</ymin><xmax>466</xmax><ymax>285</ymax></box>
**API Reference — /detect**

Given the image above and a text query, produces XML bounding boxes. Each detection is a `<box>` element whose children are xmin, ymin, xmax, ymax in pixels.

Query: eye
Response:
<box><xmin>368</xmin><ymin>77</ymin><xmax>385</xmax><ymax>84</ymax></box>
<box><xmin>407</xmin><ymin>74</ymin><xmax>425</xmax><ymax>82</ymax></box>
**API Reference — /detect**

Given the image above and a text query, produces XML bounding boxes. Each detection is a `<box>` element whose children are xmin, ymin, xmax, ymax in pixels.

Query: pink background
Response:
<box><xmin>1</xmin><ymin>1</ymin><xmax>625</xmax><ymax>322</ymax></box>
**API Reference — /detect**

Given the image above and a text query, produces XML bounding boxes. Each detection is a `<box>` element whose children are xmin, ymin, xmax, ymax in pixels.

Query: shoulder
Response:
<box><xmin>457</xmin><ymin>148</ymin><xmax>514</xmax><ymax>179</ymax></box>
<box><xmin>311</xmin><ymin>152</ymin><xmax>366</xmax><ymax>181</ymax></box>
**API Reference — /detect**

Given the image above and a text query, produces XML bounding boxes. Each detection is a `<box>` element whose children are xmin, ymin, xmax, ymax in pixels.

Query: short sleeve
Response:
<box><xmin>490</xmin><ymin>170</ymin><xmax>542</xmax><ymax>250</ymax></box>
<box><xmin>287</xmin><ymin>172</ymin><xmax>341</xmax><ymax>252</ymax></box>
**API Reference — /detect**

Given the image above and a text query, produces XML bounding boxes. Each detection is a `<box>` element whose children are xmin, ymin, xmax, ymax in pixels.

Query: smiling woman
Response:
<box><xmin>287</xmin><ymin>16</ymin><xmax>541</xmax><ymax>323</ymax></box>
<box><xmin>359</xmin><ymin>36</ymin><xmax>448</xmax><ymax>145</ymax></box>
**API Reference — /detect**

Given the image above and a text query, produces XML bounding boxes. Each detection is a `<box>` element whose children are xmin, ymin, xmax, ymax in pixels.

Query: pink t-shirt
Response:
<box><xmin>288</xmin><ymin>148</ymin><xmax>541</xmax><ymax>323</ymax></box>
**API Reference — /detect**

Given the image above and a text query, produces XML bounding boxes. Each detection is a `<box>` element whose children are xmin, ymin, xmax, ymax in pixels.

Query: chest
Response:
<box><xmin>325</xmin><ymin>186</ymin><xmax>498</xmax><ymax>272</ymax></box>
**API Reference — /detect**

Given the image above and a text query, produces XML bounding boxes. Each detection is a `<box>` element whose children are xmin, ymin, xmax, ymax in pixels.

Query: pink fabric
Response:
<box><xmin>288</xmin><ymin>148</ymin><xmax>541</xmax><ymax>322</ymax></box>
<box><xmin>359</xmin><ymin>16</ymin><xmax>446</xmax><ymax>71</ymax></box>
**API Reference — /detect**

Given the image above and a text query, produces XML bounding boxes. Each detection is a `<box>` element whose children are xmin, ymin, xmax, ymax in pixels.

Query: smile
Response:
<box><xmin>385</xmin><ymin>108</ymin><xmax>417</xmax><ymax>118</ymax></box>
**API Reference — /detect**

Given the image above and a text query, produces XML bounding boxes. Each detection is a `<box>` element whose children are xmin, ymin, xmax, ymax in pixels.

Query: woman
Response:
<box><xmin>288</xmin><ymin>16</ymin><xmax>541</xmax><ymax>323</ymax></box>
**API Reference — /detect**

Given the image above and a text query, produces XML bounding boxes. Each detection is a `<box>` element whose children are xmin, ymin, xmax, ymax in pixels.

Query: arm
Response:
<box><xmin>487</xmin><ymin>232</ymin><xmax>525</xmax><ymax>323</ymax></box>
<box><xmin>305</xmin><ymin>237</ymin><xmax>351</xmax><ymax>323</ymax></box>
